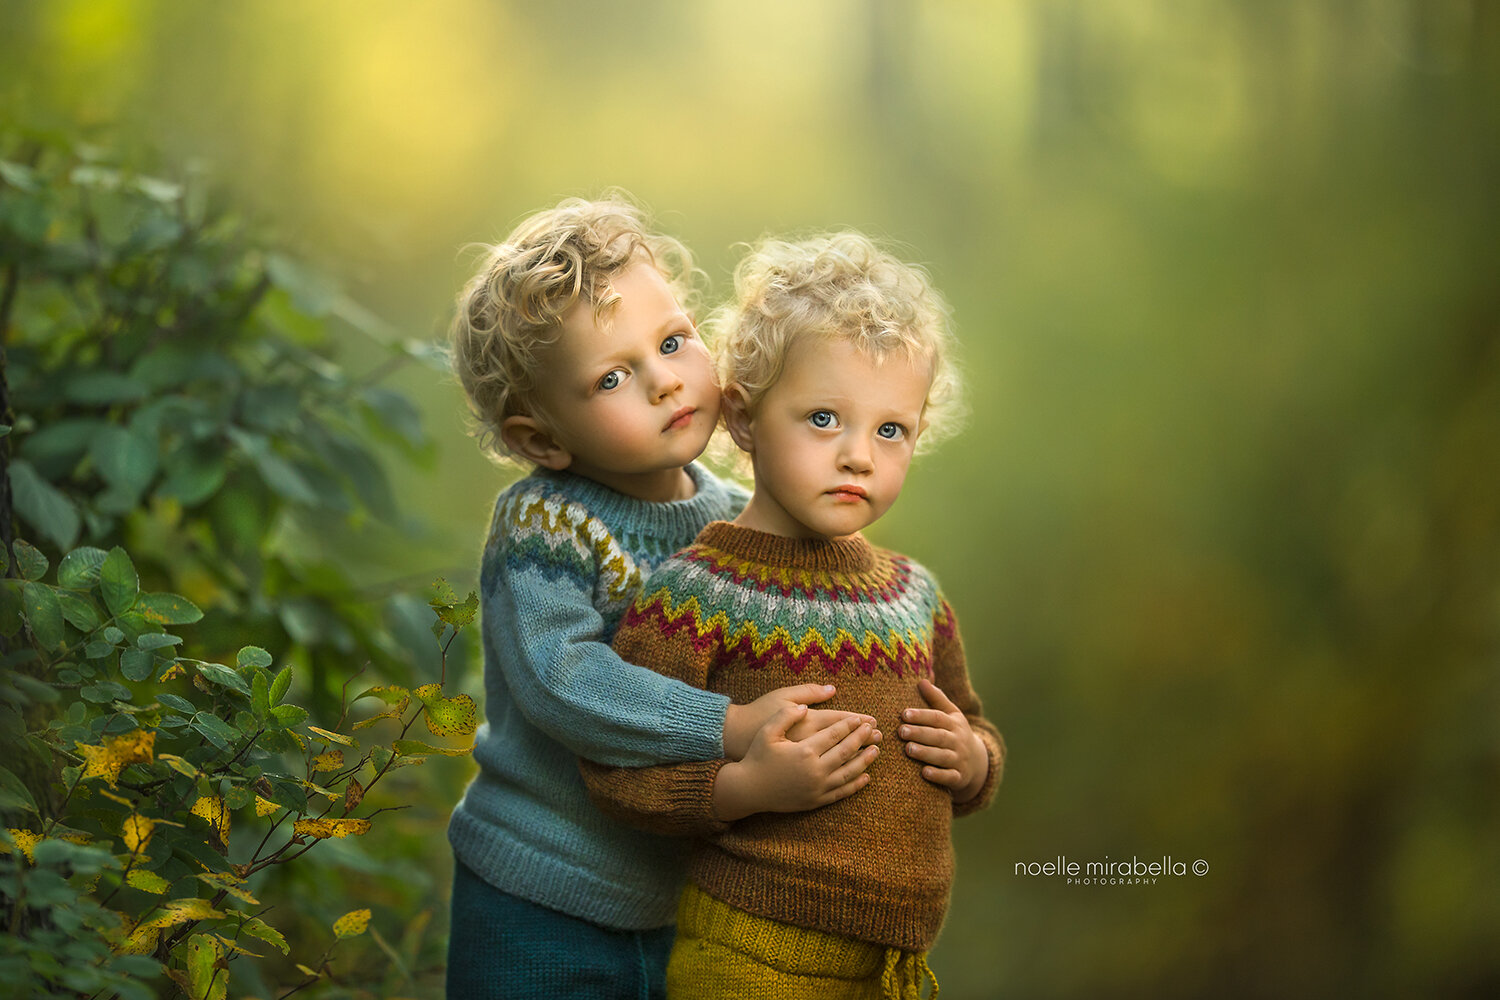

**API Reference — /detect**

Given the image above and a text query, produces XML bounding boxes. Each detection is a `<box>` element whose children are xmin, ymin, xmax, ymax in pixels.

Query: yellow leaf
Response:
<box><xmin>113</xmin><ymin>917</ymin><xmax>160</xmax><ymax>955</ymax></box>
<box><xmin>122</xmin><ymin>814</ymin><xmax>155</xmax><ymax>854</ymax></box>
<box><xmin>214</xmin><ymin>932</ymin><xmax>263</xmax><ymax>958</ymax></box>
<box><xmin>5</xmin><ymin>828</ymin><xmax>40</xmax><ymax>863</ymax></box>
<box><xmin>160</xmin><ymin>661</ymin><xmax>188</xmax><ymax>681</ymax></box>
<box><xmin>189</xmin><ymin>795</ymin><xmax>231</xmax><ymax>846</ymax></box>
<box><xmin>158</xmin><ymin>753</ymin><xmax>199</xmax><ymax>778</ymax></box>
<box><xmin>344</xmin><ymin>777</ymin><xmax>365</xmax><ymax>812</ymax></box>
<box><xmin>306</xmin><ymin>726</ymin><xmax>355</xmax><ymax>747</ymax></box>
<box><xmin>75</xmin><ymin>729</ymin><xmax>156</xmax><ymax>786</ymax></box>
<box><xmin>295</xmin><ymin>964</ymin><xmax>322</xmax><ymax>978</ymax></box>
<box><xmin>196</xmin><ymin>871</ymin><xmax>259</xmax><ymax>905</ymax></box>
<box><xmin>138</xmin><ymin>896</ymin><xmax>226</xmax><ymax>932</ymax></box>
<box><xmin>311</xmin><ymin>750</ymin><xmax>343</xmax><ymax>772</ymax></box>
<box><xmin>126</xmin><ymin>868</ymin><xmax>171</xmax><ymax>894</ymax></box>
<box><xmin>254</xmin><ymin>795</ymin><xmax>280</xmax><ymax>817</ymax></box>
<box><xmin>414</xmin><ymin>685</ymin><xmax>478</xmax><ymax>738</ymax></box>
<box><xmin>291</xmin><ymin>817</ymin><xmax>371</xmax><ymax>840</ymax></box>
<box><xmin>332</xmin><ymin>908</ymin><xmax>371</xmax><ymax>939</ymax></box>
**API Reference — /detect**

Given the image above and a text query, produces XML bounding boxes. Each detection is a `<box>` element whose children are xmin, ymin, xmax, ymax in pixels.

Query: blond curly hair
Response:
<box><xmin>450</xmin><ymin>194</ymin><xmax>699</xmax><ymax>461</ymax></box>
<box><xmin>711</xmin><ymin>232</ymin><xmax>962</xmax><ymax>451</ymax></box>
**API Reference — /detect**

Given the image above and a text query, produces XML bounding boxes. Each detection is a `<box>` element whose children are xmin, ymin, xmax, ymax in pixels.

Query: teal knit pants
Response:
<box><xmin>446</xmin><ymin>858</ymin><xmax>674</xmax><ymax>1000</ymax></box>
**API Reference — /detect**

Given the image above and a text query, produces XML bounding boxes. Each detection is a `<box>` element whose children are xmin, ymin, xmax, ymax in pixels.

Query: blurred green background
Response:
<box><xmin>4</xmin><ymin>1</ymin><xmax>1498</xmax><ymax>996</ymax></box>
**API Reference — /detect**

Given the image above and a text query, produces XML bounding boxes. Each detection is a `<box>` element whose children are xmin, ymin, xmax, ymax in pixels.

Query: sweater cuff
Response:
<box><xmin>671</xmin><ymin>758</ymin><xmax>733</xmax><ymax>837</ymax></box>
<box><xmin>954</xmin><ymin>728</ymin><xmax>1005</xmax><ymax>818</ymax></box>
<box><xmin>660</xmin><ymin>683</ymin><xmax>731</xmax><ymax>760</ymax></box>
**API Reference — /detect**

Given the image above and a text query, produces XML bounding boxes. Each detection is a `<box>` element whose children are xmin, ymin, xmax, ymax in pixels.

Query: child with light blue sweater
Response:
<box><xmin>444</xmin><ymin>197</ymin><xmax>882</xmax><ymax>999</ymax></box>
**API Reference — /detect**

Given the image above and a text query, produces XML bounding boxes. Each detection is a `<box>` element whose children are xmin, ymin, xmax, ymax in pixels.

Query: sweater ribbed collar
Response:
<box><xmin>534</xmin><ymin>463</ymin><xmax>733</xmax><ymax>540</ymax></box>
<box><xmin>696</xmin><ymin>520</ymin><xmax>876</xmax><ymax>574</ymax></box>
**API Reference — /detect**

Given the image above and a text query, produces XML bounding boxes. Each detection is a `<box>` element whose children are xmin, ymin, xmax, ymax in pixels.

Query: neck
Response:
<box><xmin>569</xmin><ymin>464</ymin><xmax>696</xmax><ymax>503</ymax></box>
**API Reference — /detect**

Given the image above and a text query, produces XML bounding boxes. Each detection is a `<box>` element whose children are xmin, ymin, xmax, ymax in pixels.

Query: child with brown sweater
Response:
<box><xmin>581</xmin><ymin>232</ymin><xmax>1005</xmax><ymax>998</ymax></box>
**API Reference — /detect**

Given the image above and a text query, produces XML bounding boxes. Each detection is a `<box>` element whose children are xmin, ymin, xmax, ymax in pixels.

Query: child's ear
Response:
<box><xmin>721</xmin><ymin>385</ymin><xmax>755</xmax><ymax>454</ymax></box>
<box><xmin>500</xmin><ymin>415</ymin><xmax>572</xmax><ymax>470</ymax></box>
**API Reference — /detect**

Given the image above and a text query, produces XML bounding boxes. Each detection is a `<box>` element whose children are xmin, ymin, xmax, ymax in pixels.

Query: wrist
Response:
<box><xmin>952</xmin><ymin>733</ymin><xmax>990</xmax><ymax>804</ymax></box>
<box><xmin>711</xmin><ymin>761</ymin><xmax>756</xmax><ymax>822</ymax></box>
<box><xmin>722</xmin><ymin>704</ymin><xmax>752</xmax><ymax>761</ymax></box>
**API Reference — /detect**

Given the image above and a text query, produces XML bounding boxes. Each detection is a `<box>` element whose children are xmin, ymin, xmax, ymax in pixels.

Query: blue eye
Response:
<box><xmin>661</xmin><ymin>334</ymin><xmax>683</xmax><ymax>355</ymax></box>
<box><xmin>809</xmin><ymin>410</ymin><xmax>836</xmax><ymax>429</ymax></box>
<box><xmin>877</xmin><ymin>422</ymin><xmax>905</xmax><ymax>440</ymax></box>
<box><xmin>598</xmin><ymin>370</ymin><xmax>623</xmax><ymax>391</ymax></box>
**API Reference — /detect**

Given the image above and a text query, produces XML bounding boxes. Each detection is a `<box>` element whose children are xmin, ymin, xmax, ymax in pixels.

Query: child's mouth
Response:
<box><xmin>663</xmin><ymin>406</ymin><xmax>696</xmax><ymax>432</ymax></box>
<box><xmin>827</xmin><ymin>486</ymin><xmax>868</xmax><ymax>502</ymax></box>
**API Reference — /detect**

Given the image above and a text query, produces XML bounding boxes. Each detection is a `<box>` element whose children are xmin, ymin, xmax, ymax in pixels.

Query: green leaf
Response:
<box><xmin>159</xmin><ymin>443</ymin><xmax>227</xmax><ymax>506</ymax></box>
<box><xmin>63</xmin><ymin>371</ymin><xmax>149</xmax><ymax>405</ymax></box>
<box><xmin>269</xmin><ymin>665</ymin><xmax>292</xmax><ymax>705</ymax></box>
<box><xmin>56</xmin><ymin>591</ymin><xmax>103</xmax><ymax>631</ymax></box>
<box><xmin>360</xmin><ymin>386</ymin><xmax>426</xmax><ymax>450</ymax></box>
<box><xmin>9</xmin><ymin>461</ymin><xmax>81</xmax><ymax>551</ymax></box>
<box><xmin>12</xmin><ymin>538</ymin><xmax>49</xmax><ymax>581</ymax></box>
<box><xmin>196</xmin><ymin>662</ymin><xmax>251</xmax><ymax>695</ymax></box>
<box><xmin>137</xmin><ymin>592</ymin><xmax>204</xmax><ymax>625</ymax></box>
<box><xmin>58</xmin><ymin>546</ymin><xmax>110</xmax><ymax>590</ymax></box>
<box><xmin>21</xmin><ymin>581</ymin><xmax>66</xmax><ymax>650</ymax></box>
<box><xmin>81</xmin><ymin>680</ymin><xmax>132</xmax><ymax>703</ymax></box>
<box><xmin>236</xmin><ymin>646</ymin><xmax>272</xmax><ymax>669</ymax></box>
<box><xmin>265</xmin><ymin>252</ymin><xmax>338</xmax><ymax>315</ymax></box>
<box><xmin>190</xmin><ymin>712</ymin><xmax>239</xmax><ymax>750</ymax></box>
<box><xmin>120</xmin><ymin>648</ymin><xmax>155</xmax><ymax>681</ymax></box>
<box><xmin>0</xmin><ymin>765</ymin><xmax>40</xmax><ymax>815</ymax></box>
<box><xmin>89</xmin><ymin>426</ymin><xmax>159</xmax><ymax>505</ymax></box>
<box><xmin>136</xmin><ymin>632</ymin><xmax>182</xmax><ymax>651</ymax></box>
<box><xmin>239</xmin><ymin>916</ymin><xmax>290</xmax><ymax>955</ymax></box>
<box><xmin>392</xmin><ymin>739</ymin><xmax>470</xmax><ymax>757</ymax></box>
<box><xmin>158</xmin><ymin>693</ymin><xmax>196</xmax><ymax>713</ymax></box>
<box><xmin>100</xmin><ymin>547</ymin><xmax>140</xmax><ymax>616</ymax></box>
<box><xmin>269</xmin><ymin>703</ymin><xmax>308</xmax><ymax>728</ymax></box>
<box><xmin>251</xmin><ymin>670</ymin><xmax>270</xmax><ymax>718</ymax></box>
<box><xmin>181</xmin><ymin>933</ymin><xmax>226</xmax><ymax>1000</ymax></box>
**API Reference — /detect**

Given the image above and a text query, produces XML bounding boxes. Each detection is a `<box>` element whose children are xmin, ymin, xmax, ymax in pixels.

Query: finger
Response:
<box><xmin>772</xmin><ymin>682</ymin><xmax>838</xmax><ymax>707</ymax></box>
<box><xmin>825</xmin><ymin>745</ymin><xmax>879</xmax><ymax>788</ymax></box>
<box><xmin>897</xmin><ymin>724</ymin><xmax>952</xmax><ymax>747</ymax></box>
<box><xmin>821</xmin><ymin>723</ymin><xmax>875</xmax><ymax>767</ymax></box>
<box><xmin>816</xmin><ymin>771</ymin><xmax>872</xmax><ymax>807</ymax></box>
<box><xmin>904</xmin><ymin>741</ymin><xmax>959</xmax><ymax>768</ymax></box>
<box><xmin>918</xmin><ymin>679</ymin><xmax>961</xmax><ymax>712</ymax></box>
<box><xmin>805</xmin><ymin>708</ymin><xmax>878</xmax><ymax>729</ymax></box>
<box><xmin>920</xmin><ymin>765</ymin><xmax>965</xmax><ymax>789</ymax></box>
<box><xmin>760</xmin><ymin>703</ymin><xmax>809</xmax><ymax>742</ymax></box>
<box><xmin>900</xmin><ymin>708</ymin><xmax>957</xmax><ymax>729</ymax></box>
<box><xmin>799</xmin><ymin>715</ymin><xmax>863</xmax><ymax>754</ymax></box>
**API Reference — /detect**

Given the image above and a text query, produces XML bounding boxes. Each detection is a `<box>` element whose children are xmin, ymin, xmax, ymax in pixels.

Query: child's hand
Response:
<box><xmin>723</xmin><ymin>684</ymin><xmax>875</xmax><ymax>760</ymax></box>
<box><xmin>900</xmin><ymin>679</ymin><xmax>990</xmax><ymax>803</ymax></box>
<box><xmin>712</xmin><ymin>706</ymin><xmax>880</xmax><ymax>822</ymax></box>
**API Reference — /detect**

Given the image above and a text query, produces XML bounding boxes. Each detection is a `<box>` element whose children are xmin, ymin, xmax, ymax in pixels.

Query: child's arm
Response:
<box><xmin>581</xmin><ymin>707</ymin><xmax>880</xmax><ymax>835</ymax></box>
<box><xmin>899</xmin><ymin>599</ymin><xmax>1006</xmax><ymax>815</ymax></box>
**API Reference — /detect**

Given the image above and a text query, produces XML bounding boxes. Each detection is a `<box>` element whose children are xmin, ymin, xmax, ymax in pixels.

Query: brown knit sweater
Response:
<box><xmin>580</xmin><ymin>521</ymin><xmax>1004</xmax><ymax>951</ymax></box>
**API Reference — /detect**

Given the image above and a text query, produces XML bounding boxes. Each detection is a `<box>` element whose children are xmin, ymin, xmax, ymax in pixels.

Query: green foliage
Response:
<box><xmin>0</xmin><ymin>540</ymin><xmax>478</xmax><ymax>997</ymax></box>
<box><xmin>1</xmin><ymin>128</ymin><xmax>472</xmax><ymax>998</ymax></box>
<box><xmin>0</xmin><ymin>126</ymin><xmax>449</xmax><ymax>719</ymax></box>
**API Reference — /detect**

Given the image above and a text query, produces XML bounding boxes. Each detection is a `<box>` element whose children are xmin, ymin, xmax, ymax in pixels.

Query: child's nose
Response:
<box><xmin>647</xmin><ymin>360</ymin><xmax>684</xmax><ymax>400</ymax></box>
<box><xmin>837</xmin><ymin>436</ymin><xmax>873</xmax><ymax>474</ymax></box>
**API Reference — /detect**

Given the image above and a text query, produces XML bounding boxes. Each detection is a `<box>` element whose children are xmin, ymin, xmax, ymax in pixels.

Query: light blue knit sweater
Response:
<box><xmin>447</xmin><ymin>463</ymin><xmax>747</xmax><ymax>930</ymax></box>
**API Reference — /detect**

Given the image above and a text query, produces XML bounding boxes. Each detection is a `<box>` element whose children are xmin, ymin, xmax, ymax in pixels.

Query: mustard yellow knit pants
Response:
<box><xmin>666</xmin><ymin>883</ymin><xmax>937</xmax><ymax>1000</ymax></box>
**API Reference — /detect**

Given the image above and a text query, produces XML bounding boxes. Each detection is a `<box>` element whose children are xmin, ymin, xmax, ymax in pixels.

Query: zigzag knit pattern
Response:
<box><xmin>625</xmin><ymin>551</ymin><xmax>957</xmax><ymax>679</ymax></box>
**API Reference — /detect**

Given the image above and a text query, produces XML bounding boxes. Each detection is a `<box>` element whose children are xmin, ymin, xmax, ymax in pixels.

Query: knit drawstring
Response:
<box><xmin>880</xmin><ymin>947</ymin><xmax>938</xmax><ymax>999</ymax></box>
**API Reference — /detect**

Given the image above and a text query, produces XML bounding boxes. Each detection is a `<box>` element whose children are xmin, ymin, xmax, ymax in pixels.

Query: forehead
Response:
<box><xmin>773</xmin><ymin>335</ymin><xmax>934</xmax><ymax>410</ymax></box>
<box><xmin>545</xmin><ymin>262</ymin><xmax>685</xmax><ymax>368</ymax></box>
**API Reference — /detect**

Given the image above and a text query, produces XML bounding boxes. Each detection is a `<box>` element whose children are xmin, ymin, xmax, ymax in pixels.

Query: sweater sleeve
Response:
<box><xmin>930</xmin><ymin>597</ymin><xmax>1006</xmax><ymax>818</ymax></box>
<box><xmin>484</xmin><ymin>495</ymin><xmax>729</xmax><ymax>768</ymax></box>
<box><xmin>577</xmin><ymin>574</ymin><xmax>734</xmax><ymax>837</ymax></box>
